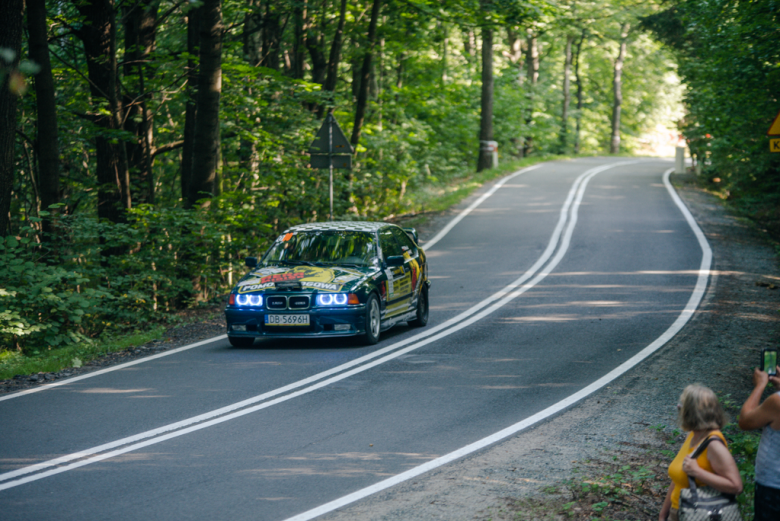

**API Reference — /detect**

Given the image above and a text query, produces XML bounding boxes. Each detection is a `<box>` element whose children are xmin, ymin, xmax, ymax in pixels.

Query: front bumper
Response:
<box><xmin>224</xmin><ymin>304</ymin><xmax>367</xmax><ymax>339</ymax></box>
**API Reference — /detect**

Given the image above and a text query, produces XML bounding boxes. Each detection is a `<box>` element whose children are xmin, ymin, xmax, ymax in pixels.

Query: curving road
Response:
<box><xmin>0</xmin><ymin>158</ymin><xmax>707</xmax><ymax>520</ymax></box>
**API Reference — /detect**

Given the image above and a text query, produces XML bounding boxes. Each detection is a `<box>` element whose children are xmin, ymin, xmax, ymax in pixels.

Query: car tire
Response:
<box><xmin>228</xmin><ymin>336</ymin><xmax>255</xmax><ymax>347</ymax></box>
<box><xmin>409</xmin><ymin>285</ymin><xmax>429</xmax><ymax>327</ymax></box>
<box><xmin>363</xmin><ymin>294</ymin><xmax>381</xmax><ymax>345</ymax></box>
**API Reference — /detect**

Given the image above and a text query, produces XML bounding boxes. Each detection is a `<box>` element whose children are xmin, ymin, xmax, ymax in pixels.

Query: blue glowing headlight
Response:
<box><xmin>317</xmin><ymin>293</ymin><xmax>348</xmax><ymax>306</ymax></box>
<box><xmin>236</xmin><ymin>294</ymin><xmax>263</xmax><ymax>307</ymax></box>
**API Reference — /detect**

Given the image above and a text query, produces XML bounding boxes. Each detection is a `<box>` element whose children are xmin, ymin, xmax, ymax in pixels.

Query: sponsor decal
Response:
<box><xmin>238</xmin><ymin>278</ymin><xmax>262</xmax><ymax>287</ymax></box>
<box><xmin>283</xmin><ymin>232</ymin><xmax>294</xmax><ymax>241</ymax></box>
<box><xmin>238</xmin><ymin>282</ymin><xmax>275</xmax><ymax>293</ymax></box>
<box><xmin>302</xmin><ymin>281</ymin><xmax>341</xmax><ymax>291</ymax></box>
<box><xmin>410</xmin><ymin>260</ymin><xmax>419</xmax><ymax>291</ymax></box>
<box><xmin>333</xmin><ymin>274</ymin><xmax>360</xmax><ymax>284</ymax></box>
<box><xmin>261</xmin><ymin>271</ymin><xmax>305</xmax><ymax>284</ymax></box>
<box><xmin>385</xmin><ymin>268</ymin><xmax>395</xmax><ymax>296</ymax></box>
<box><xmin>250</xmin><ymin>267</ymin><xmax>289</xmax><ymax>277</ymax></box>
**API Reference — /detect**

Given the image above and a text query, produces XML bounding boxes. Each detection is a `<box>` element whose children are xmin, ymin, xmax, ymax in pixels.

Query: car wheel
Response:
<box><xmin>409</xmin><ymin>285</ymin><xmax>429</xmax><ymax>327</ymax></box>
<box><xmin>228</xmin><ymin>336</ymin><xmax>255</xmax><ymax>347</ymax></box>
<box><xmin>363</xmin><ymin>294</ymin><xmax>381</xmax><ymax>345</ymax></box>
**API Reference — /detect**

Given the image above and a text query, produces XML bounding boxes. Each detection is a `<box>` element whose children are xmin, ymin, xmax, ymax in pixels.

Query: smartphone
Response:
<box><xmin>761</xmin><ymin>349</ymin><xmax>778</xmax><ymax>376</ymax></box>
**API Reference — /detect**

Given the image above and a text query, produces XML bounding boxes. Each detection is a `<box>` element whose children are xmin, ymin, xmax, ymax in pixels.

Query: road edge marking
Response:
<box><xmin>0</xmin><ymin>335</ymin><xmax>228</xmax><ymax>403</ymax></box>
<box><xmin>0</xmin><ymin>161</ymin><xmax>622</xmax><ymax>488</ymax></box>
<box><xmin>422</xmin><ymin>164</ymin><xmax>543</xmax><ymax>251</ymax></box>
<box><xmin>282</xmin><ymin>166</ymin><xmax>711</xmax><ymax>521</ymax></box>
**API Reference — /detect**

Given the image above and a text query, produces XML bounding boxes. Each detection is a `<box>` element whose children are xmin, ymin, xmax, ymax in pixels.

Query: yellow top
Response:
<box><xmin>668</xmin><ymin>430</ymin><xmax>727</xmax><ymax>509</ymax></box>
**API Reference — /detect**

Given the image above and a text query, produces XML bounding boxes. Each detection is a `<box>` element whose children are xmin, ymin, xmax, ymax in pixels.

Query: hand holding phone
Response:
<box><xmin>761</xmin><ymin>349</ymin><xmax>778</xmax><ymax>376</ymax></box>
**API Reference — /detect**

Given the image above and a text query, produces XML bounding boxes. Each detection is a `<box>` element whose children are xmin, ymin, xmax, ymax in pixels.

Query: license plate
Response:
<box><xmin>265</xmin><ymin>314</ymin><xmax>310</xmax><ymax>326</ymax></box>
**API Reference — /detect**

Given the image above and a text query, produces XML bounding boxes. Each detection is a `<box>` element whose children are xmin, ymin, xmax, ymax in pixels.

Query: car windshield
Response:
<box><xmin>262</xmin><ymin>230</ymin><xmax>378</xmax><ymax>267</ymax></box>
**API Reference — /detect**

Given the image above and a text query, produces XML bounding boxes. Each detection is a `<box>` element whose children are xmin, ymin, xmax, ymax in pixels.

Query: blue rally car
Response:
<box><xmin>224</xmin><ymin>221</ymin><xmax>430</xmax><ymax>346</ymax></box>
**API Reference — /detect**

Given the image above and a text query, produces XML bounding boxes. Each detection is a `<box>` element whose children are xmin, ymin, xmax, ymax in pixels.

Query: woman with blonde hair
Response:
<box><xmin>659</xmin><ymin>384</ymin><xmax>743</xmax><ymax>521</ymax></box>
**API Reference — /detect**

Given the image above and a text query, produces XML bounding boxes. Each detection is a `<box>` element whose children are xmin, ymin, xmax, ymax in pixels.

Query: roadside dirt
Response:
<box><xmin>317</xmin><ymin>171</ymin><xmax>780</xmax><ymax>520</ymax></box>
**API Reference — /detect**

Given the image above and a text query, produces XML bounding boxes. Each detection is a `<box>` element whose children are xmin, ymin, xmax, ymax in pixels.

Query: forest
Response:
<box><xmin>0</xmin><ymin>0</ymin><xmax>776</xmax><ymax>362</ymax></box>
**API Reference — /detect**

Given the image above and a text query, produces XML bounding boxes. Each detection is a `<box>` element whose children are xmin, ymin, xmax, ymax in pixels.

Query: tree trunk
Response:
<box><xmin>0</xmin><ymin>0</ymin><xmax>24</xmax><ymax>237</ymax></box>
<box><xmin>477</xmin><ymin>25</ymin><xmax>494</xmax><ymax>172</ymax></box>
<box><xmin>574</xmin><ymin>30</ymin><xmax>586</xmax><ymax>155</ymax></box>
<box><xmin>187</xmin><ymin>0</ymin><xmax>223</xmax><ymax>209</ymax></box>
<box><xmin>243</xmin><ymin>1</ymin><xmax>261</xmax><ymax>66</ymax></box>
<box><xmin>123</xmin><ymin>0</ymin><xmax>158</xmax><ymax>205</ymax></box>
<box><xmin>350</xmin><ymin>0</ymin><xmax>381</xmax><ymax>147</ymax></box>
<box><xmin>261</xmin><ymin>2</ymin><xmax>282</xmax><ymax>71</ymax></box>
<box><xmin>316</xmin><ymin>0</ymin><xmax>347</xmax><ymax>117</ymax></box>
<box><xmin>610</xmin><ymin>24</ymin><xmax>629</xmax><ymax>154</ymax></box>
<box><xmin>304</xmin><ymin>0</ymin><xmax>327</xmax><ymax>85</ymax></box>
<box><xmin>27</xmin><ymin>0</ymin><xmax>60</xmax><ymax>237</ymax></box>
<box><xmin>523</xmin><ymin>29</ymin><xmax>538</xmax><ymax>156</ymax></box>
<box><xmin>239</xmin><ymin>2</ymin><xmax>260</xmax><ymax>182</ymax></box>
<box><xmin>74</xmin><ymin>0</ymin><xmax>131</xmax><ymax>225</ymax></box>
<box><xmin>292</xmin><ymin>0</ymin><xmax>306</xmax><ymax>79</ymax></box>
<box><xmin>181</xmin><ymin>4</ymin><xmax>200</xmax><ymax>203</ymax></box>
<box><xmin>506</xmin><ymin>27</ymin><xmax>523</xmax><ymax>65</ymax></box>
<box><xmin>560</xmin><ymin>35</ymin><xmax>573</xmax><ymax>154</ymax></box>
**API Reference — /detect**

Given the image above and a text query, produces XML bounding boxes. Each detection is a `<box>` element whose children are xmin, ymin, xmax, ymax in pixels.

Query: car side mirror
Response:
<box><xmin>385</xmin><ymin>255</ymin><xmax>404</xmax><ymax>267</ymax></box>
<box><xmin>245</xmin><ymin>257</ymin><xmax>258</xmax><ymax>268</ymax></box>
<box><xmin>403</xmin><ymin>227</ymin><xmax>419</xmax><ymax>245</ymax></box>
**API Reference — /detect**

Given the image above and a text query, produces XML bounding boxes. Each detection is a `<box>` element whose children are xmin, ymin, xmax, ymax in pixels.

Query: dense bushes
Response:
<box><xmin>0</xmin><ymin>207</ymin><xmax>252</xmax><ymax>354</ymax></box>
<box><xmin>643</xmin><ymin>0</ymin><xmax>780</xmax><ymax>232</ymax></box>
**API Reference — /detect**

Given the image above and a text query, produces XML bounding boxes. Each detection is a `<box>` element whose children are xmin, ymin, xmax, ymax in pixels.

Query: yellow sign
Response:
<box><xmin>771</xmin><ymin>139</ymin><xmax>780</xmax><ymax>153</ymax></box>
<box><xmin>768</xmin><ymin>109</ymin><xmax>780</xmax><ymax>136</ymax></box>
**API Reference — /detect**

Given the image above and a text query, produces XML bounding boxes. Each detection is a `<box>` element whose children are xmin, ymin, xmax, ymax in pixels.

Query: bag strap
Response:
<box><xmin>685</xmin><ymin>433</ymin><xmax>725</xmax><ymax>500</ymax></box>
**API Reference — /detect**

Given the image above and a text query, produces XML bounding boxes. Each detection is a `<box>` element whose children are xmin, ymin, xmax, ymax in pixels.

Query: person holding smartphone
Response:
<box><xmin>738</xmin><ymin>351</ymin><xmax>780</xmax><ymax>521</ymax></box>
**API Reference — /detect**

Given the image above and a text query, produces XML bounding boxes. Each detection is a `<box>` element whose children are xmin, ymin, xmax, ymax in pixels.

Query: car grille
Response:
<box><xmin>288</xmin><ymin>296</ymin><xmax>310</xmax><ymax>309</ymax></box>
<box><xmin>265</xmin><ymin>295</ymin><xmax>311</xmax><ymax>310</ymax></box>
<box><xmin>266</xmin><ymin>296</ymin><xmax>287</xmax><ymax>310</ymax></box>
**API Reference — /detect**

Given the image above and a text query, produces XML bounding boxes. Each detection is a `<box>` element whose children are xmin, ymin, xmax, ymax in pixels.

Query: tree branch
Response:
<box><xmin>151</xmin><ymin>140</ymin><xmax>184</xmax><ymax>158</ymax></box>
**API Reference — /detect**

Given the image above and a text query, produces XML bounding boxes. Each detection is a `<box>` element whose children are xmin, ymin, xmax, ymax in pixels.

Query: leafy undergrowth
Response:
<box><xmin>0</xmin><ymin>302</ymin><xmax>223</xmax><ymax>381</ymax></box>
<box><xmin>484</xmin><ymin>422</ymin><xmax>761</xmax><ymax>521</ymax></box>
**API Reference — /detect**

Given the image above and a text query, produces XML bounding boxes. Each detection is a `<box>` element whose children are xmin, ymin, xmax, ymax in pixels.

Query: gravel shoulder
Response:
<box><xmin>319</xmin><ymin>171</ymin><xmax>780</xmax><ymax>520</ymax></box>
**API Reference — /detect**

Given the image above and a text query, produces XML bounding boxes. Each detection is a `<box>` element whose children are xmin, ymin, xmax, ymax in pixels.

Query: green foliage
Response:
<box><xmin>643</xmin><ymin>0</ymin><xmax>780</xmax><ymax>232</ymax></box>
<box><xmin>0</xmin><ymin>206</ymin><xmax>244</xmax><ymax>355</ymax></box>
<box><xmin>3</xmin><ymin>0</ymin><xmax>685</xmax><ymax>368</ymax></box>
<box><xmin>0</xmin><ymin>234</ymin><xmax>107</xmax><ymax>351</ymax></box>
<box><xmin>723</xmin><ymin>422</ymin><xmax>760</xmax><ymax>515</ymax></box>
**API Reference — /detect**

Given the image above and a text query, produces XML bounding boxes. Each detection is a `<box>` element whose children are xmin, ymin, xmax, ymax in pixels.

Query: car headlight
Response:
<box><xmin>317</xmin><ymin>293</ymin><xmax>356</xmax><ymax>306</ymax></box>
<box><xmin>235</xmin><ymin>294</ymin><xmax>263</xmax><ymax>307</ymax></box>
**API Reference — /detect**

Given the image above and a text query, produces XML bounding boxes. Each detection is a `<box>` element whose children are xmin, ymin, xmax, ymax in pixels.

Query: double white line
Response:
<box><xmin>0</xmin><ymin>160</ymin><xmax>640</xmax><ymax>493</ymax></box>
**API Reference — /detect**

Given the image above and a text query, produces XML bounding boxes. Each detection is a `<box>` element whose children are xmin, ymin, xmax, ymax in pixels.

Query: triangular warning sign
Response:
<box><xmin>308</xmin><ymin>114</ymin><xmax>354</xmax><ymax>154</ymax></box>
<box><xmin>768</xmin><ymin>108</ymin><xmax>780</xmax><ymax>136</ymax></box>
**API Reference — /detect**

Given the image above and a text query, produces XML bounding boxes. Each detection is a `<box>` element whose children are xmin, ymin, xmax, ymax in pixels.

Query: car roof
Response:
<box><xmin>284</xmin><ymin>221</ymin><xmax>392</xmax><ymax>233</ymax></box>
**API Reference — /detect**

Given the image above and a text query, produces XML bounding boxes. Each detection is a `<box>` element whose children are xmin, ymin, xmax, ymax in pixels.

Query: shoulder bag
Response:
<box><xmin>678</xmin><ymin>435</ymin><xmax>742</xmax><ymax>521</ymax></box>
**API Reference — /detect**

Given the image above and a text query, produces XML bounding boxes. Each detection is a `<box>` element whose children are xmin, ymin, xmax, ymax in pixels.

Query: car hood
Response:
<box><xmin>235</xmin><ymin>265</ymin><xmax>377</xmax><ymax>294</ymax></box>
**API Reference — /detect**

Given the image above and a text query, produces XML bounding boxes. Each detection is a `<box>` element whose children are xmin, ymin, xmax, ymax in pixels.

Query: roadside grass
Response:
<box><xmin>0</xmin><ymin>303</ymin><xmax>223</xmax><ymax>381</ymax></box>
<box><xmin>483</xmin><ymin>419</ymin><xmax>760</xmax><ymax>521</ymax></box>
<box><xmin>388</xmin><ymin>154</ymin><xmax>574</xmax><ymax>227</ymax></box>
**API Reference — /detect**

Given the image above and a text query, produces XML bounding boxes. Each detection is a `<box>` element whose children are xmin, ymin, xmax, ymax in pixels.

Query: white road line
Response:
<box><xmin>284</xmin><ymin>167</ymin><xmax>711</xmax><ymax>521</ymax></box>
<box><xmin>422</xmin><ymin>163</ymin><xmax>543</xmax><ymax>250</ymax></box>
<box><xmin>0</xmin><ymin>161</ymin><xmax>632</xmax><ymax>490</ymax></box>
<box><xmin>0</xmin><ymin>164</ymin><xmax>544</xmax><ymax>403</ymax></box>
<box><xmin>0</xmin><ymin>335</ymin><xmax>228</xmax><ymax>403</ymax></box>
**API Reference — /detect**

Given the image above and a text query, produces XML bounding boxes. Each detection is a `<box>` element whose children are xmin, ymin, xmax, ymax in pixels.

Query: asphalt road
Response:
<box><xmin>0</xmin><ymin>158</ymin><xmax>703</xmax><ymax>520</ymax></box>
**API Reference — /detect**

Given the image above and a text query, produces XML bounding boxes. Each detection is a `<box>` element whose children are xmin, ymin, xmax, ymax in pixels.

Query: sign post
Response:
<box><xmin>309</xmin><ymin>113</ymin><xmax>354</xmax><ymax>220</ymax></box>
